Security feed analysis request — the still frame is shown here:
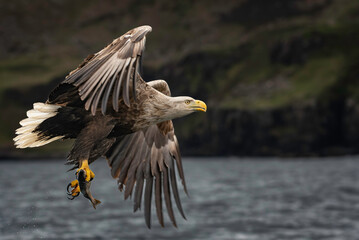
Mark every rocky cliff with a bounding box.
[1,0,359,157]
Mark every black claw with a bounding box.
[67,192,79,200]
[67,191,77,197]
[66,183,72,194]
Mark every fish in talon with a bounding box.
[77,169,101,209]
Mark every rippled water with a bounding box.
[1,157,359,239]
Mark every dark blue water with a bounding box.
[1,157,359,240]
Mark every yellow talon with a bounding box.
[76,159,95,182]
[72,185,80,196]
[67,179,80,199]
[70,180,79,187]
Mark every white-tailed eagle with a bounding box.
[14,25,207,228]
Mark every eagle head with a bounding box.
[161,96,207,120]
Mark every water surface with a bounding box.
[1,157,359,239]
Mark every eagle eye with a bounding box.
[185,100,191,105]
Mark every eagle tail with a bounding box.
[14,103,63,148]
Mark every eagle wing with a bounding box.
[105,81,187,228]
[54,25,152,115]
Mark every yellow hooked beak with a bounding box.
[190,100,207,112]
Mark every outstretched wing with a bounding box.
[57,25,152,115]
[105,123,187,228]
[105,80,187,228]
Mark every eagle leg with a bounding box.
[76,159,95,182]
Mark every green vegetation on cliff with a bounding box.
[1,0,359,157]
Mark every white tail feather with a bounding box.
[14,103,63,148]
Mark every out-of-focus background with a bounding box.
[1,0,359,158]
[3,1,359,240]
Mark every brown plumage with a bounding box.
[14,25,207,228]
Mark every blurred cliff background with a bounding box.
[1,0,359,158]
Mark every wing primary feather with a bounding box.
[173,136,188,195]
[132,57,140,101]
[78,54,113,96]
[80,78,99,103]
[91,59,119,115]
[110,134,137,178]
[139,54,143,75]
[144,175,153,229]
[155,171,164,227]
[117,158,132,191]
[116,133,142,185]
[65,64,88,84]
[80,59,110,93]
[83,61,112,105]
[113,58,131,111]
[134,141,151,209]
[125,139,147,199]
[117,139,138,187]
[123,58,136,107]
[90,63,116,115]
[150,142,160,176]
[65,56,102,84]
[133,162,145,212]
[101,60,124,114]
[169,156,186,219]
[110,60,125,111]
[163,167,177,227]
[108,135,129,165]
[124,169,137,200]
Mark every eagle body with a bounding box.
[42,77,175,164]
[14,26,207,228]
